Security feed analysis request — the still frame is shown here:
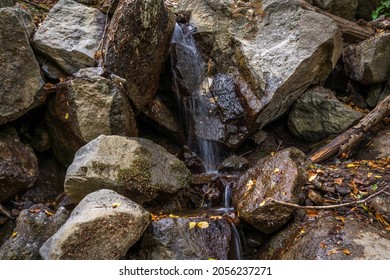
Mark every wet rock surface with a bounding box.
[105,0,175,112]
[288,86,364,142]
[0,127,39,203]
[140,216,231,260]
[40,189,150,259]
[233,148,308,233]
[32,0,106,74]
[45,67,137,166]
[218,155,249,173]
[344,32,390,84]
[0,6,45,125]
[64,135,191,205]
[0,205,69,260]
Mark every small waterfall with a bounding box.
[229,222,243,260]
[171,23,220,172]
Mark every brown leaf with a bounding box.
[326,248,340,255]
[342,249,351,255]
[334,178,343,185]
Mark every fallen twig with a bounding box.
[267,186,389,210]
[18,0,50,12]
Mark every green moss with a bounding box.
[91,161,111,173]
[117,157,152,195]
[170,161,191,188]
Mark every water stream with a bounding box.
[170,23,243,259]
[171,23,220,172]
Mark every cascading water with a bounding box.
[171,23,220,172]
[170,23,243,259]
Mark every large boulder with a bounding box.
[175,0,343,148]
[32,0,106,74]
[45,67,138,166]
[0,206,69,260]
[233,148,308,234]
[0,127,38,203]
[40,189,150,259]
[312,0,358,20]
[257,212,390,259]
[288,86,364,142]
[64,135,191,205]
[344,32,390,84]
[140,217,232,260]
[0,6,45,125]
[105,0,176,112]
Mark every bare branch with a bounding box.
[267,186,389,210]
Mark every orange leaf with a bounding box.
[306,209,319,218]
[342,249,351,255]
[327,248,340,255]
[334,178,343,185]
[335,216,345,223]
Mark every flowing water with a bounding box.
[170,23,243,259]
[171,23,220,172]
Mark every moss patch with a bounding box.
[170,161,191,188]
[117,157,153,196]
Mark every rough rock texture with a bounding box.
[0,127,39,203]
[140,217,231,260]
[356,0,382,20]
[313,0,358,20]
[105,0,175,112]
[0,0,14,8]
[142,96,186,145]
[176,0,343,146]
[74,0,118,15]
[288,86,364,142]
[40,189,150,260]
[344,32,390,84]
[0,6,45,125]
[257,213,390,259]
[369,194,390,223]
[179,146,206,174]
[32,0,106,74]
[233,148,308,234]
[45,67,138,166]
[64,135,191,205]
[0,206,69,260]
[353,126,390,160]
[218,155,249,173]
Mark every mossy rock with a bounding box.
[64,135,191,205]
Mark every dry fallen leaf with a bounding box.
[346,163,358,168]
[11,232,17,238]
[65,113,69,120]
[274,168,280,173]
[44,210,54,216]
[335,216,346,223]
[189,222,197,229]
[112,203,121,208]
[246,179,255,189]
[327,248,340,255]
[342,249,351,255]
[197,221,209,229]
[169,214,179,219]
[306,209,319,218]
[334,178,343,185]
[308,173,317,182]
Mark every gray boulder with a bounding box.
[0,206,69,260]
[288,86,364,142]
[176,0,343,147]
[0,127,38,202]
[313,0,358,20]
[233,148,307,234]
[257,213,390,259]
[32,0,106,74]
[140,217,231,260]
[40,189,150,260]
[344,32,390,84]
[64,135,191,205]
[105,0,175,112]
[0,6,44,125]
[45,67,138,166]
